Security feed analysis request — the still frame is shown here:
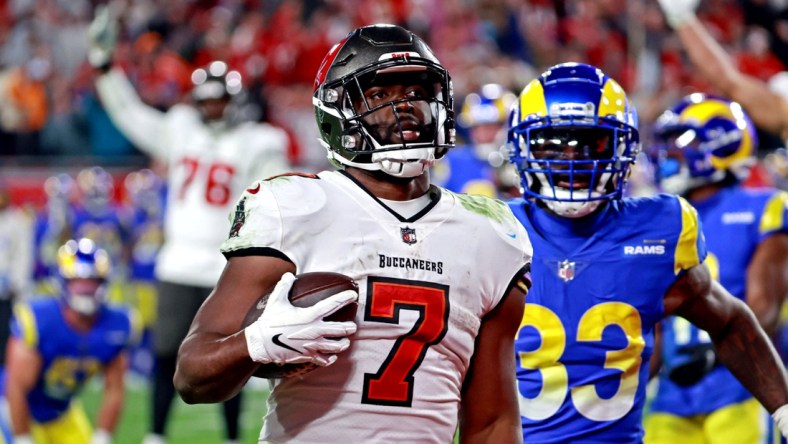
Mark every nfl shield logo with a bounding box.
[557,259,576,282]
[400,226,417,245]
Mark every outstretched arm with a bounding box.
[459,285,526,444]
[88,7,170,160]
[658,0,788,138]
[664,264,788,413]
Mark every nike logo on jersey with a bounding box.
[246,183,261,194]
[721,211,755,224]
[272,334,300,353]
[623,245,666,255]
[506,232,517,239]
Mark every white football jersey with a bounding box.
[222,170,532,443]
[97,69,290,287]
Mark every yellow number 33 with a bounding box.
[517,302,645,422]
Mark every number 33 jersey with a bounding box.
[507,194,706,443]
[222,170,532,443]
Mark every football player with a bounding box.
[644,94,788,443]
[174,24,532,443]
[71,166,131,299]
[123,169,166,378]
[433,83,518,198]
[657,0,788,143]
[505,63,788,442]
[32,174,75,294]
[5,238,140,444]
[87,6,292,443]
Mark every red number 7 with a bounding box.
[362,277,450,407]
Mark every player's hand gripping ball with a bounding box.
[243,272,358,378]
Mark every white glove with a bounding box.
[244,272,358,367]
[91,429,111,444]
[87,5,118,68]
[773,405,788,438]
[13,435,34,444]
[657,0,700,28]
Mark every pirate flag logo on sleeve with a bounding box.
[229,197,246,238]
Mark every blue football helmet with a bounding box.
[654,93,756,195]
[57,238,111,315]
[459,83,516,129]
[124,169,165,217]
[76,166,114,213]
[507,63,640,218]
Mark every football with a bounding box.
[242,272,359,379]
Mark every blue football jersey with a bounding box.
[432,145,498,197]
[10,299,140,423]
[128,207,164,281]
[509,194,706,443]
[651,187,788,416]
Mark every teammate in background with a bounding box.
[71,166,131,302]
[5,238,140,444]
[433,83,518,198]
[644,94,788,443]
[32,174,75,295]
[174,24,532,443]
[656,0,788,142]
[87,7,291,443]
[505,62,788,443]
[123,169,166,378]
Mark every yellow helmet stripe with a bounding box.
[517,79,547,121]
[759,191,788,234]
[597,78,628,122]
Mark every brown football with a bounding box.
[242,272,358,379]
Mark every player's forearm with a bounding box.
[6,388,32,435]
[96,390,123,433]
[174,331,258,404]
[675,18,740,95]
[712,299,788,412]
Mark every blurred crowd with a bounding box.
[0,1,786,162]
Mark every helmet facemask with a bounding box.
[57,238,111,317]
[511,118,637,218]
[315,59,455,177]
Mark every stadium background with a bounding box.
[1,0,788,442]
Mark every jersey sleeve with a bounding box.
[10,302,38,349]
[757,190,788,242]
[220,179,286,259]
[674,196,708,275]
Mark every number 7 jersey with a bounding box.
[222,170,532,443]
[508,194,706,443]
